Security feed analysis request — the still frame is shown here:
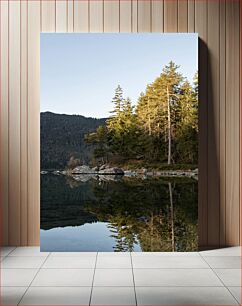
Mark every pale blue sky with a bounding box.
[41,33,198,118]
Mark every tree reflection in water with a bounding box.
[41,174,198,252]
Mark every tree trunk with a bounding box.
[168,182,175,252]
[167,86,171,165]
[148,97,152,136]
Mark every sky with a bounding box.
[41,33,198,118]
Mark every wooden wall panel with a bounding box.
[67,0,74,32]
[138,0,151,32]
[0,0,240,247]
[56,0,67,32]
[207,0,220,246]
[188,0,195,33]
[164,0,178,32]
[8,0,21,245]
[151,0,164,33]
[178,0,188,33]
[27,1,40,245]
[0,0,9,245]
[104,0,119,32]
[225,0,240,246]
[41,0,56,32]
[20,0,28,245]
[219,0,226,246]
[90,0,103,32]
[195,0,208,247]
[132,0,138,32]
[74,0,88,32]
[120,0,132,32]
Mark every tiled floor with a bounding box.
[0,246,241,305]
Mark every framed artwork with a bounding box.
[40,33,198,252]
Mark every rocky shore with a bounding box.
[41,164,198,182]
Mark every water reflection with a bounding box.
[40,174,198,252]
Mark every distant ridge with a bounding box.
[41,111,106,169]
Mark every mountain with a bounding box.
[41,112,106,169]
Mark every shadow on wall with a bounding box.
[198,38,221,249]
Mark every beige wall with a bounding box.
[0,0,240,247]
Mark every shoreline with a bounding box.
[41,167,198,180]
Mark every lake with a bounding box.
[40,174,198,252]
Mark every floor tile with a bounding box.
[0,247,16,257]
[96,256,132,268]
[228,287,241,304]
[42,256,96,268]
[0,287,27,305]
[31,268,94,286]
[93,269,134,286]
[132,256,209,269]
[91,287,136,305]
[1,256,46,269]
[214,269,241,286]
[19,286,91,305]
[98,252,131,257]
[134,268,223,287]
[203,256,241,269]
[9,247,49,257]
[50,252,97,257]
[200,247,240,257]
[136,287,238,305]
[132,252,199,257]
[1,269,38,286]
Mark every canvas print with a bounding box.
[40,33,198,252]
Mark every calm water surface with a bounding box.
[40,174,198,252]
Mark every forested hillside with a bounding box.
[41,112,106,169]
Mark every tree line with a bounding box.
[85,61,198,167]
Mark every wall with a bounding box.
[0,0,240,247]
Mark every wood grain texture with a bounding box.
[151,0,164,32]
[67,0,74,32]
[20,0,28,246]
[195,0,208,247]
[120,0,132,32]
[0,0,241,247]
[219,0,226,246]
[74,0,88,32]
[240,0,242,248]
[104,0,119,32]
[132,0,138,32]
[178,0,188,33]
[41,0,56,32]
[8,0,21,246]
[0,0,9,246]
[27,0,40,245]
[164,0,178,32]
[56,0,67,32]
[188,0,195,33]
[90,0,103,32]
[207,0,220,246]
[225,0,240,246]
[138,0,151,32]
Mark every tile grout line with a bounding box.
[226,286,241,305]
[2,285,242,288]
[198,252,240,305]
[89,252,98,306]
[2,247,17,257]
[17,251,51,306]
[130,252,137,306]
